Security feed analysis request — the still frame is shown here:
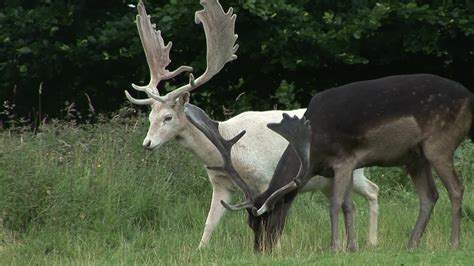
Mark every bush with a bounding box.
[1,0,474,124]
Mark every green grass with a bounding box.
[0,118,473,265]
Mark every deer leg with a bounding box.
[330,163,356,252]
[342,185,357,252]
[198,175,232,249]
[424,151,463,248]
[352,168,379,246]
[406,156,439,249]
[321,181,357,251]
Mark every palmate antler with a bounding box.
[125,1,193,105]
[125,0,238,105]
[184,103,256,210]
[252,114,312,216]
[185,105,313,214]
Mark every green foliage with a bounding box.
[1,0,474,122]
[0,1,140,120]
[273,80,301,110]
[0,121,473,263]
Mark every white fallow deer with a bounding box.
[125,0,380,248]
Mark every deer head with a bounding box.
[125,0,238,150]
[248,114,313,252]
[185,104,312,251]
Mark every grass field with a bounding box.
[0,116,473,265]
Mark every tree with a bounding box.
[1,0,473,124]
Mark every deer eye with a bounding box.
[163,115,173,123]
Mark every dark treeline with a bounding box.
[1,0,474,125]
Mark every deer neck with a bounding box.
[176,119,225,167]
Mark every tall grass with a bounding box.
[0,118,473,265]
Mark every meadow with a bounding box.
[0,113,473,265]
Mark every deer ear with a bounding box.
[177,92,190,106]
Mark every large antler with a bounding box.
[184,103,256,211]
[126,0,238,105]
[148,0,239,102]
[252,114,312,216]
[125,1,193,105]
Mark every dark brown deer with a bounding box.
[190,74,474,252]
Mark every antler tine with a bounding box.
[252,114,312,216]
[124,90,154,105]
[128,1,193,104]
[151,0,239,102]
[184,103,256,210]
